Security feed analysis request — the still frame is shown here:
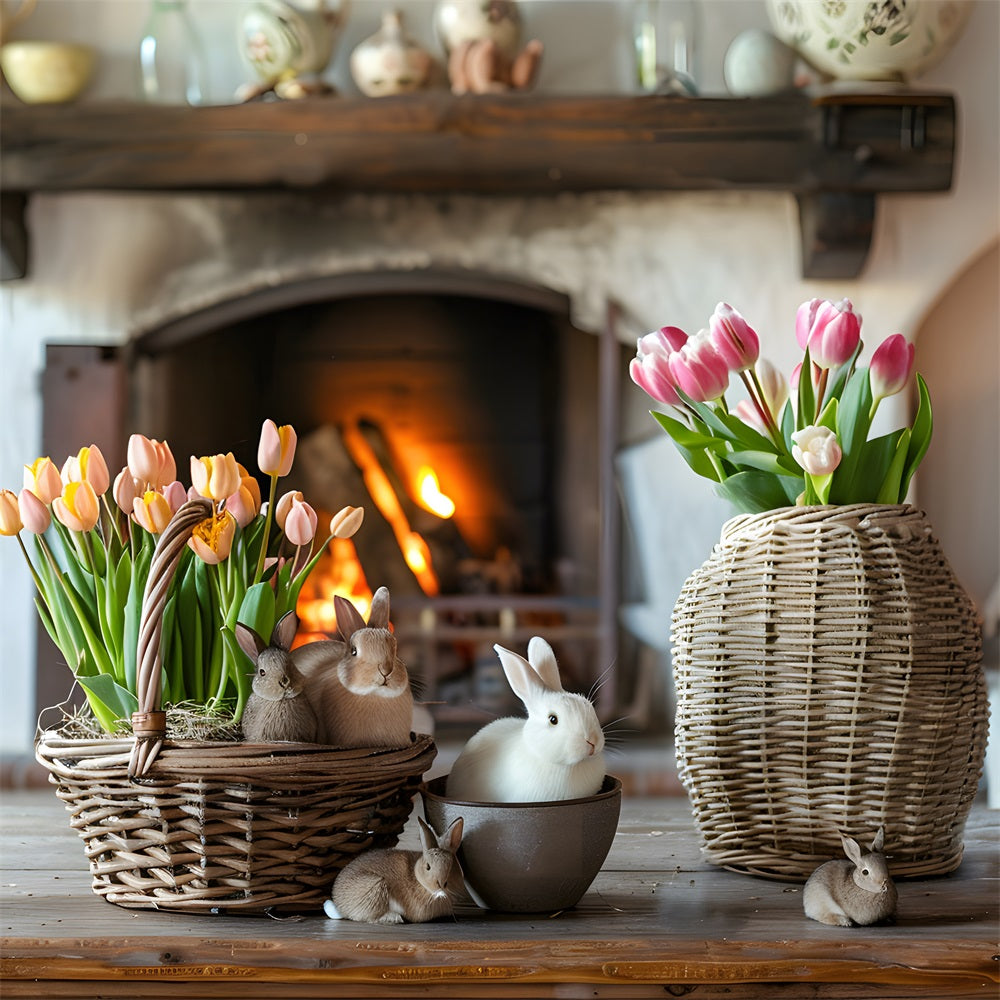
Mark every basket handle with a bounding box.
[129,497,213,779]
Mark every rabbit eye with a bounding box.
[257,668,266,677]
[425,862,431,871]
[350,645,358,657]
[548,713,558,726]
[862,868,870,876]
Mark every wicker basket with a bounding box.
[670,504,988,881]
[34,499,437,913]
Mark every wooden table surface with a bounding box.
[1,788,996,999]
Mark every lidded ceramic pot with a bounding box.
[350,8,433,96]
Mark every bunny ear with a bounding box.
[334,595,367,641]
[871,827,885,852]
[442,816,464,852]
[494,643,547,708]
[235,622,266,664]
[416,814,435,853]
[368,586,391,628]
[526,636,562,691]
[270,610,299,652]
[841,835,863,867]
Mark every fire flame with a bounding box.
[416,466,455,518]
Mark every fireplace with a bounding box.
[39,268,635,735]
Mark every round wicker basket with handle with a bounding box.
[670,503,988,881]
[34,499,436,913]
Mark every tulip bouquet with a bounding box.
[1,419,364,734]
[629,297,932,514]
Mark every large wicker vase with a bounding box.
[670,503,988,881]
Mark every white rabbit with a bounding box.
[803,828,898,926]
[446,636,606,803]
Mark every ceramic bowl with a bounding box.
[420,773,622,913]
[1,41,95,103]
[765,0,973,82]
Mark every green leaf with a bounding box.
[76,674,138,730]
[876,428,912,504]
[900,373,934,500]
[828,367,875,504]
[123,542,153,695]
[797,348,816,429]
[727,450,802,477]
[714,470,800,514]
[851,429,906,502]
[780,398,795,450]
[816,396,839,433]
[651,410,728,452]
[237,582,277,641]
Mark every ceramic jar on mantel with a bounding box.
[765,0,973,83]
[350,9,434,97]
[434,0,524,60]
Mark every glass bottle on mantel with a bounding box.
[633,0,698,96]
[139,0,209,105]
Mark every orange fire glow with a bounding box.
[416,466,455,518]
[294,536,372,643]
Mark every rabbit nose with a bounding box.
[280,676,289,687]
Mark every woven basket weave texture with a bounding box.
[671,504,988,881]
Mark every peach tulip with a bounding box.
[331,505,364,539]
[225,484,259,528]
[188,510,237,565]
[190,452,241,501]
[163,480,188,513]
[53,481,101,532]
[284,496,318,546]
[61,445,110,496]
[257,419,297,477]
[127,434,176,489]
[18,488,51,534]
[113,468,141,514]
[275,490,304,529]
[23,457,63,505]
[133,491,173,534]
[0,490,22,536]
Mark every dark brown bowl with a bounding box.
[419,774,622,913]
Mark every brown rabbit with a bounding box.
[324,816,465,924]
[803,827,898,926]
[292,586,413,748]
[236,611,318,743]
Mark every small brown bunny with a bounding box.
[323,815,465,924]
[292,586,413,748]
[236,611,318,743]
[803,827,898,926]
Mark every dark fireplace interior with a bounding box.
[40,277,639,735]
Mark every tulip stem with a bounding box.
[253,474,278,584]
[741,369,785,452]
[813,367,829,422]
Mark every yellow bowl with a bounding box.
[1,41,95,103]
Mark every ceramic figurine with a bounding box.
[236,0,350,101]
[350,9,434,97]
[434,0,542,94]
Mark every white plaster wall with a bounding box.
[1,0,997,756]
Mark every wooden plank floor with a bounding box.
[1,788,996,999]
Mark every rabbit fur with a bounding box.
[324,815,465,924]
[291,586,414,748]
[803,828,897,926]
[236,611,318,743]
[446,636,606,803]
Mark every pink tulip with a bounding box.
[132,491,173,534]
[637,325,689,357]
[127,434,176,489]
[275,490,303,529]
[869,333,915,402]
[283,496,318,546]
[709,302,759,373]
[18,488,51,534]
[0,490,22,536]
[113,468,140,514]
[23,457,63,505]
[795,298,862,370]
[225,483,259,528]
[629,353,683,407]
[163,480,188,513]
[53,481,101,532]
[667,331,731,402]
[258,419,297,477]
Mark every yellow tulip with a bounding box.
[188,510,236,565]
[53,481,101,532]
[190,452,241,501]
[257,419,297,477]
[23,457,63,505]
[0,490,23,536]
[132,491,173,534]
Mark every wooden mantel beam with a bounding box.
[0,90,956,280]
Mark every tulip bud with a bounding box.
[163,480,188,513]
[190,452,241,501]
[667,330,731,402]
[127,434,175,489]
[225,484,259,528]
[0,490,23,536]
[637,325,689,357]
[796,298,862,370]
[258,419,297,477]
[113,468,141,514]
[331,505,365,539]
[275,490,303,530]
[18,488,51,534]
[755,358,789,418]
[734,399,768,435]
[188,510,237,565]
[791,425,843,477]
[709,302,759,373]
[63,445,111,496]
[630,353,683,407]
[23,457,63,505]
[869,333,915,403]
[284,497,318,546]
[132,491,173,534]
[53,481,101,532]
